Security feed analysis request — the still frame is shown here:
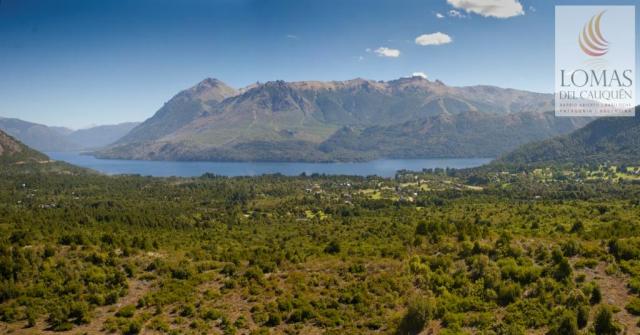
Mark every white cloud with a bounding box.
[448,10,465,18]
[374,47,400,58]
[285,34,298,39]
[415,32,452,46]
[435,12,445,19]
[411,72,428,79]
[447,0,524,18]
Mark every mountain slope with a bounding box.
[98,76,568,162]
[114,78,238,145]
[0,129,48,164]
[498,107,640,165]
[97,111,588,162]
[0,117,80,152]
[320,110,589,159]
[0,118,142,151]
[66,122,140,149]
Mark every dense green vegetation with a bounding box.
[1,162,640,334]
[498,109,640,166]
[99,109,585,163]
[318,111,584,160]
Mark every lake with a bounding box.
[46,152,492,178]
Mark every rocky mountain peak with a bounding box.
[182,78,238,102]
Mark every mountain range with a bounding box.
[96,77,588,162]
[498,106,640,166]
[0,117,139,152]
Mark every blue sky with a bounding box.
[0,0,638,128]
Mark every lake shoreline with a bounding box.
[47,152,493,178]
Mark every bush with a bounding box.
[548,309,578,335]
[123,319,142,335]
[415,222,428,236]
[171,265,194,280]
[265,313,282,326]
[234,315,247,328]
[221,263,237,276]
[202,308,223,321]
[628,277,640,293]
[492,322,525,335]
[116,305,136,318]
[69,301,91,324]
[625,297,640,315]
[553,257,573,282]
[590,285,602,305]
[593,306,620,335]
[180,304,195,317]
[396,298,435,335]
[324,240,341,254]
[497,283,521,306]
[287,307,314,323]
[576,305,589,329]
[47,304,72,331]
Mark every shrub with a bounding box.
[553,257,573,282]
[547,309,578,335]
[492,322,525,335]
[497,283,521,306]
[47,304,72,331]
[180,304,195,317]
[415,222,428,236]
[324,240,341,254]
[171,265,194,280]
[287,307,314,323]
[265,313,281,326]
[628,277,640,293]
[221,263,237,276]
[396,298,435,335]
[593,306,620,335]
[69,301,91,324]
[116,305,136,318]
[123,319,142,335]
[234,315,247,328]
[590,285,602,305]
[576,305,589,329]
[625,297,640,315]
[202,308,223,321]
[243,266,264,282]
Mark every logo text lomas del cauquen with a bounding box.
[555,6,636,117]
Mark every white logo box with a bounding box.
[555,6,636,117]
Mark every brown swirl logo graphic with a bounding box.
[579,11,609,57]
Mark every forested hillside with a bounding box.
[499,107,640,166]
